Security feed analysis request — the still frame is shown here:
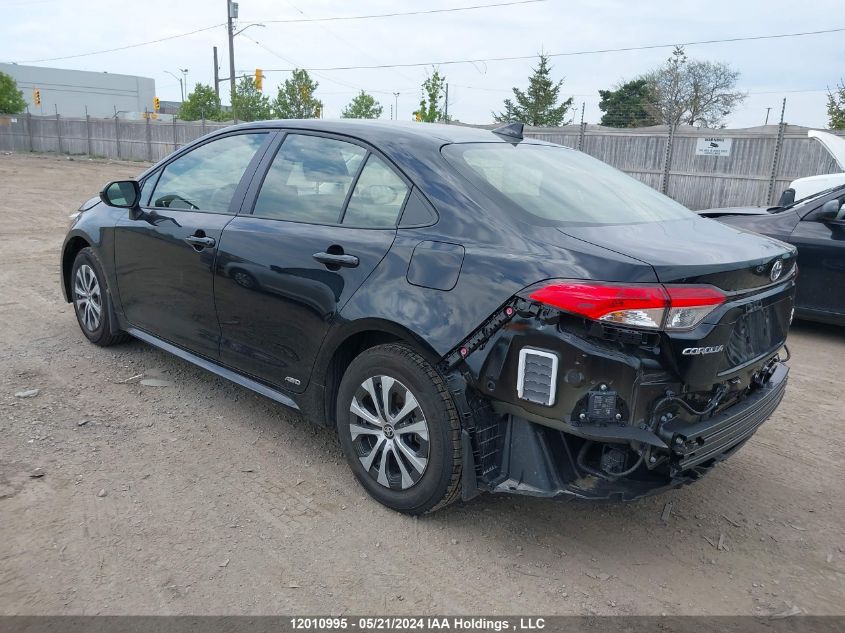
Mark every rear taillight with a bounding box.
[528,282,726,331]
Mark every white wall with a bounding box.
[0,63,155,118]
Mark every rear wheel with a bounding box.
[71,248,129,346]
[336,343,462,514]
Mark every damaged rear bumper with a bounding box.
[456,361,788,502]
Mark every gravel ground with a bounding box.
[1,153,843,616]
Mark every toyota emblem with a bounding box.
[770,259,783,282]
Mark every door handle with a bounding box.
[312,252,359,268]
[185,235,216,248]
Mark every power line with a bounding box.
[263,26,845,72]
[13,23,226,64]
[9,1,546,65]
[256,0,545,24]
[451,85,831,96]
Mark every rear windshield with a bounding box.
[442,142,693,225]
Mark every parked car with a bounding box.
[62,120,795,514]
[700,184,845,325]
[776,130,845,206]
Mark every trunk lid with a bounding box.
[557,215,796,291]
[553,216,796,387]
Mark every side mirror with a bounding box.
[100,180,141,210]
[817,199,845,224]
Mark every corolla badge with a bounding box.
[682,345,725,356]
[770,259,783,282]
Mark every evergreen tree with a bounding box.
[272,69,323,119]
[598,79,658,128]
[493,54,573,126]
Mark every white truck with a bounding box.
[778,130,845,205]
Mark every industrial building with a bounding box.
[0,63,156,118]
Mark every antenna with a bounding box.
[492,122,524,141]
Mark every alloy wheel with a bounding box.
[348,375,430,490]
[74,264,102,332]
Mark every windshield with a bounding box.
[442,142,694,225]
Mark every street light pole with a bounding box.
[164,70,184,103]
[393,92,399,121]
[227,0,238,122]
[213,46,220,100]
[179,68,189,101]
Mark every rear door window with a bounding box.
[252,134,367,223]
[342,155,410,227]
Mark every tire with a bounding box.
[70,247,129,347]
[336,343,462,515]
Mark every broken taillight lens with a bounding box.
[528,282,725,331]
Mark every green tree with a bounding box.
[271,69,323,119]
[0,72,27,115]
[643,46,745,128]
[413,69,448,122]
[341,90,383,119]
[231,75,271,122]
[178,83,222,121]
[598,79,658,128]
[827,81,845,129]
[493,54,573,126]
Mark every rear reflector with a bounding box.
[528,282,726,331]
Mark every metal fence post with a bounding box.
[55,106,62,154]
[114,113,121,160]
[85,107,92,156]
[766,98,787,205]
[661,124,676,195]
[26,111,33,152]
[145,110,153,162]
[577,102,586,151]
[172,116,178,150]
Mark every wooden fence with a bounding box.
[0,114,842,210]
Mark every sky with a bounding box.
[2,0,842,128]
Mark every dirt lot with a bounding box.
[0,153,843,616]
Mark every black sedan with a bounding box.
[700,185,845,325]
[62,120,795,514]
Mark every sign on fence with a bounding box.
[695,136,733,157]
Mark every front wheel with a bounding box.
[71,248,129,347]
[336,344,462,514]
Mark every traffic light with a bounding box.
[153,96,160,112]
[33,89,41,106]
[255,69,263,91]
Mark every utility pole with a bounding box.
[443,83,449,123]
[213,46,220,100]
[227,0,238,122]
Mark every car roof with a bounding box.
[229,118,552,146]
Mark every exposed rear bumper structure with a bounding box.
[458,361,788,502]
[662,363,787,473]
